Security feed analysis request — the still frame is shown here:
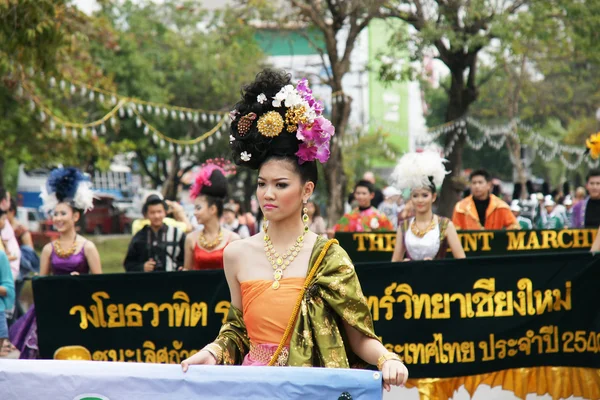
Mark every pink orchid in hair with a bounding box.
[189,159,236,199]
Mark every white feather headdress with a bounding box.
[389,151,450,191]
[40,167,95,214]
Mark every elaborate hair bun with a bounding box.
[229,68,334,170]
[190,159,235,199]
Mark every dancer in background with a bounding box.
[390,152,465,261]
[181,69,407,391]
[10,167,102,359]
[184,160,240,270]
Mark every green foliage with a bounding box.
[0,1,121,187]
[342,129,399,193]
[89,0,266,193]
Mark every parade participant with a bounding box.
[510,201,533,229]
[378,186,401,230]
[564,196,573,227]
[390,152,465,261]
[306,200,326,236]
[452,169,520,230]
[222,204,250,239]
[333,180,394,232]
[124,194,186,272]
[0,250,15,357]
[131,192,192,235]
[570,169,600,228]
[0,188,20,280]
[183,160,241,270]
[538,197,564,229]
[9,167,102,359]
[181,69,408,391]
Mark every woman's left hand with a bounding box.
[382,359,409,392]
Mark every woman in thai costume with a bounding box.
[306,200,326,236]
[390,152,465,262]
[9,167,102,359]
[181,69,408,391]
[183,160,241,270]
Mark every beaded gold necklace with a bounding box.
[263,225,306,290]
[410,217,436,238]
[198,229,223,250]
[53,237,78,258]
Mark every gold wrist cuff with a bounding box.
[377,352,402,370]
[202,343,223,364]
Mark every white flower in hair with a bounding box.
[240,151,252,162]
[272,85,302,108]
[257,93,267,104]
[389,151,450,191]
[229,135,235,142]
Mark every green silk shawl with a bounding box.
[212,236,379,368]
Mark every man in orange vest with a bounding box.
[452,169,520,230]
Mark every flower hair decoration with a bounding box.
[190,158,236,200]
[40,167,95,214]
[389,151,450,191]
[271,78,334,164]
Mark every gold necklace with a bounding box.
[198,229,223,250]
[410,217,436,238]
[264,225,306,290]
[54,237,78,258]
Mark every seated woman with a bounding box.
[181,69,408,391]
[9,167,102,359]
[390,152,465,261]
[183,160,241,270]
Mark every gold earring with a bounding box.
[302,203,309,233]
[263,216,268,232]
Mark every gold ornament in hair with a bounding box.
[237,112,257,136]
[285,105,309,133]
[257,111,284,138]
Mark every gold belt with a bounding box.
[249,343,289,366]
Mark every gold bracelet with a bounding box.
[202,343,223,364]
[377,352,402,370]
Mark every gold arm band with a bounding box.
[202,343,223,364]
[377,352,402,371]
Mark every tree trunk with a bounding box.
[325,85,352,227]
[436,68,476,217]
[162,152,180,200]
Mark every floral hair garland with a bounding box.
[234,78,335,165]
[189,158,236,200]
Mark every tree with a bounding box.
[90,0,265,199]
[0,0,121,188]
[383,0,530,216]
[275,0,390,226]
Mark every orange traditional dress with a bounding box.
[452,194,520,230]
[208,237,379,368]
[240,278,304,365]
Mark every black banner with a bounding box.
[34,252,600,379]
[335,228,598,263]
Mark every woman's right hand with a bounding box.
[181,350,217,372]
